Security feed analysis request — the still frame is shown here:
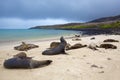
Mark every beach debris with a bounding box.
[103,39,119,42]
[91,64,104,69]
[14,42,39,51]
[42,36,67,55]
[88,43,98,50]
[4,52,52,69]
[90,37,95,40]
[66,43,87,50]
[99,43,117,49]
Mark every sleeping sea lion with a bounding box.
[13,52,32,59]
[42,36,67,55]
[4,58,52,69]
[14,42,39,51]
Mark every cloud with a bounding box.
[0,18,74,29]
[0,0,120,28]
[0,0,120,21]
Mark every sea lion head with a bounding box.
[60,36,67,44]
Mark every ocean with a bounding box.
[0,29,79,42]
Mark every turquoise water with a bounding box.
[0,29,78,42]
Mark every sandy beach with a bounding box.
[0,34,120,80]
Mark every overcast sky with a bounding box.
[0,0,120,29]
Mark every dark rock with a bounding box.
[90,37,95,40]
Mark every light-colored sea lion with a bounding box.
[42,36,67,55]
[88,43,98,50]
[4,58,52,69]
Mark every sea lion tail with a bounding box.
[30,60,52,68]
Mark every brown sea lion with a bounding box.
[42,36,67,55]
[50,42,60,49]
[66,43,87,50]
[14,42,39,51]
[49,42,71,50]
[13,52,32,59]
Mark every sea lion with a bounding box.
[14,42,39,51]
[42,36,67,55]
[103,39,119,42]
[50,42,60,49]
[49,42,71,50]
[66,43,87,50]
[88,43,98,50]
[4,58,52,69]
[13,52,32,59]
[72,38,81,41]
[99,43,117,49]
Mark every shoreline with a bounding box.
[0,35,74,47]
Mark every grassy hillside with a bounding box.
[61,21,120,29]
[30,14,120,30]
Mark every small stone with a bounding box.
[91,64,98,68]
[100,66,104,69]
[107,58,112,60]
[98,71,104,73]
[83,55,86,57]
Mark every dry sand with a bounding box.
[0,35,120,80]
